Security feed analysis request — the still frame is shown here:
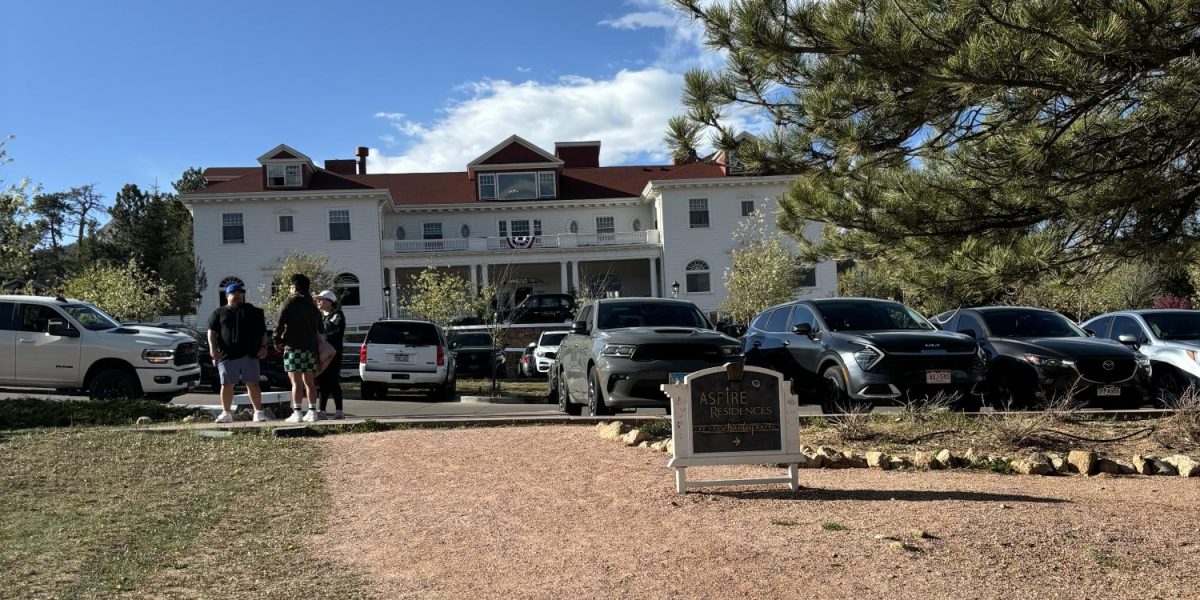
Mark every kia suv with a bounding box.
[935,307,1152,408]
[744,298,986,413]
[358,319,455,401]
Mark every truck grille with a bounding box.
[174,342,198,366]
[1076,358,1137,383]
[631,343,723,362]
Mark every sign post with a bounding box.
[662,363,805,493]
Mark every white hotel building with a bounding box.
[181,135,837,326]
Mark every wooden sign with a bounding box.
[662,363,805,493]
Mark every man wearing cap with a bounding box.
[207,283,270,423]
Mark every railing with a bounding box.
[391,230,659,253]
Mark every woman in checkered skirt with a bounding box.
[273,273,324,422]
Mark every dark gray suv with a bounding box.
[551,298,743,416]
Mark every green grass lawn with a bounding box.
[0,429,367,599]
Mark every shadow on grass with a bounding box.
[704,488,1070,504]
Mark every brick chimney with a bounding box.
[356,146,369,174]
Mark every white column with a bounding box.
[470,264,478,291]
[571,261,580,294]
[559,261,568,293]
[481,263,490,288]
[649,258,659,298]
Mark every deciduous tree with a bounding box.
[62,259,174,322]
[260,251,336,321]
[720,207,804,324]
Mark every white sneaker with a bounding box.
[285,409,303,423]
[332,410,345,420]
[302,410,320,423]
[252,410,270,422]
[214,411,233,424]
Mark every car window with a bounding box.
[453,333,492,346]
[765,307,793,333]
[956,314,985,338]
[1086,316,1113,338]
[814,300,933,332]
[980,309,1085,338]
[576,305,592,328]
[0,302,17,331]
[367,322,440,345]
[539,333,567,346]
[61,303,120,331]
[17,304,65,333]
[750,311,770,331]
[1141,312,1200,341]
[596,302,708,330]
[1109,316,1145,342]
[792,306,817,331]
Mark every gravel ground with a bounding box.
[312,425,1200,600]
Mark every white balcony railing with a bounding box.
[391,230,660,254]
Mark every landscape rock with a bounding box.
[911,451,941,470]
[1097,458,1136,475]
[963,448,982,465]
[818,446,848,469]
[798,446,824,469]
[638,441,650,448]
[841,451,869,468]
[596,421,625,441]
[649,440,670,453]
[181,415,198,423]
[665,439,674,456]
[1068,450,1097,476]
[1012,454,1053,476]
[1131,454,1155,476]
[1151,458,1178,476]
[888,456,910,470]
[620,429,647,447]
[135,416,152,425]
[1162,455,1200,477]
[935,449,958,469]
[866,451,892,470]
[1047,453,1068,474]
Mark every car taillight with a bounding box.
[359,344,367,364]
[437,345,445,366]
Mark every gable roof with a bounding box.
[197,167,377,195]
[468,135,562,168]
[257,144,312,164]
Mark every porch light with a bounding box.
[671,281,680,299]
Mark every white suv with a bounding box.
[532,330,569,376]
[358,319,456,401]
[0,295,201,400]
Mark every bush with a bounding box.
[0,397,194,430]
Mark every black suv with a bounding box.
[743,298,986,413]
[449,331,505,378]
[507,293,576,324]
[933,307,1152,408]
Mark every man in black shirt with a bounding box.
[273,273,323,422]
[207,283,269,423]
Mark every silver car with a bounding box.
[1081,310,1200,398]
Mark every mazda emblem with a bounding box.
[1103,360,1114,370]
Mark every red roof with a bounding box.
[192,156,728,205]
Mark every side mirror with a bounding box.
[572,320,589,335]
[960,328,978,340]
[792,322,813,337]
[1084,328,1096,337]
[48,319,79,338]
[526,342,537,349]
[1117,334,1140,348]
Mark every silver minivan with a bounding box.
[358,319,456,400]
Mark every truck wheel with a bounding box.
[443,378,457,401]
[360,381,377,400]
[89,369,142,400]
[587,369,610,416]
[559,368,581,415]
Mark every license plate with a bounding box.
[669,372,688,384]
[926,370,952,384]
[1097,385,1121,397]
[392,354,409,363]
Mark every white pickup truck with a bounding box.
[0,295,201,400]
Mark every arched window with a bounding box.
[395,225,406,240]
[632,218,643,232]
[685,260,711,293]
[218,276,244,307]
[335,273,361,307]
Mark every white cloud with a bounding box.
[599,11,677,30]
[515,66,532,73]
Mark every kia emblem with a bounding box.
[1103,360,1114,370]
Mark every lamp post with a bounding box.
[671,281,680,299]
[382,285,392,318]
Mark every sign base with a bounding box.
[670,464,800,494]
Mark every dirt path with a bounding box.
[311,426,1200,599]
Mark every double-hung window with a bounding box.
[329,210,351,241]
[689,198,710,228]
[537,172,555,197]
[222,213,244,244]
[479,171,557,201]
[423,222,443,250]
[741,200,755,217]
[478,173,496,199]
[595,216,615,244]
[267,164,302,187]
[278,215,294,233]
[510,219,531,237]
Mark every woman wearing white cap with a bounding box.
[314,289,346,419]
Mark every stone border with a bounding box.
[593,422,1200,478]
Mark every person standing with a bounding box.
[314,289,346,419]
[273,273,323,423]
[207,283,270,423]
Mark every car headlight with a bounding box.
[535,351,546,357]
[1187,350,1200,364]
[853,345,884,370]
[142,348,175,365]
[720,345,744,357]
[1135,352,1151,369]
[1023,354,1071,368]
[600,344,637,358]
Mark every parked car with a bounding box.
[1,296,200,400]
[449,331,504,378]
[519,343,537,377]
[359,319,455,400]
[507,293,576,324]
[340,330,367,380]
[1081,309,1200,400]
[745,298,986,413]
[531,330,568,377]
[552,298,743,416]
[934,306,1152,408]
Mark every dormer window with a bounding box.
[477,171,557,201]
[268,164,302,187]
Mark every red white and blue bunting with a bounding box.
[506,236,536,249]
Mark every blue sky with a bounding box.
[2,0,748,212]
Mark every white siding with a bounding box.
[382,202,654,244]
